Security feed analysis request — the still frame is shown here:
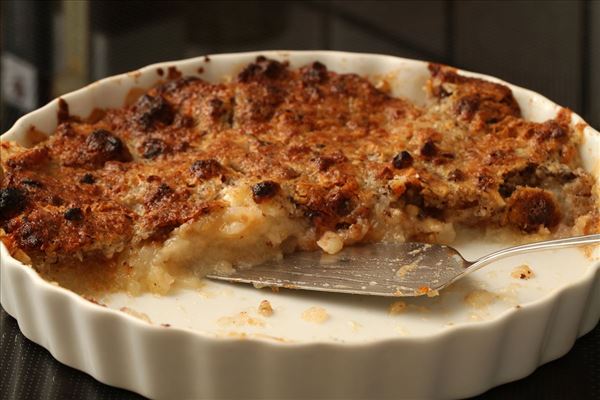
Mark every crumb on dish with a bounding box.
[464,289,497,309]
[388,300,407,315]
[217,312,265,327]
[511,264,535,280]
[301,306,329,323]
[258,300,274,317]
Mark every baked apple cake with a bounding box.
[1,56,598,294]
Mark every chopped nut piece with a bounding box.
[317,231,344,254]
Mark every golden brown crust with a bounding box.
[1,58,598,284]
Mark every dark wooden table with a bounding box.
[1,306,598,399]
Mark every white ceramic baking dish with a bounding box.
[1,51,599,399]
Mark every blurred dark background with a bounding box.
[1,2,600,399]
[1,0,599,132]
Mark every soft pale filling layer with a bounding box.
[124,185,463,295]
[126,186,308,293]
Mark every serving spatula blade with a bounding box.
[206,242,470,297]
[206,235,600,297]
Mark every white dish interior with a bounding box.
[1,51,599,399]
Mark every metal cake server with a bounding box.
[206,234,600,297]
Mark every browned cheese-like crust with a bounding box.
[1,57,598,289]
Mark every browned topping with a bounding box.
[392,151,413,169]
[302,61,328,84]
[190,159,223,179]
[0,58,597,291]
[21,178,43,188]
[252,181,280,203]
[448,169,465,182]
[147,183,174,205]
[477,174,495,191]
[238,56,287,83]
[315,152,347,172]
[157,77,200,95]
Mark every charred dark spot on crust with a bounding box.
[135,95,175,130]
[558,170,577,183]
[51,196,63,206]
[156,68,164,76]
[420,140,438,157]
[448,169,465,182]
[157,76,199,94]
[0,188,26,220]
[21,178,43,188]
[252,181,280,203]
[329,194,353,217]
[530,121,568,141]
[190,159,223,179]
[64,207,84,221]
[142,138,168,159]
[86,129,132,163]
[419,206,444,220]
[167,66,182,80]
[238,56,287,83]
[316,156,335,172]
[508,188,560,232]
[146,175,161,183]
[57,98,70,124]
[148,183,174,205]
[401,183,424,208]
[208,97,229,121]
[80,173,96,184]
[335,222,352,230]
[302,61,328,85]
[392,151,413,169]
[498,163,539,198]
